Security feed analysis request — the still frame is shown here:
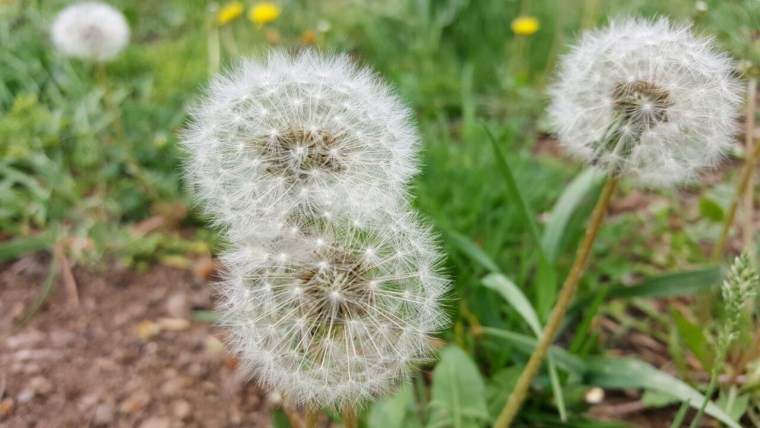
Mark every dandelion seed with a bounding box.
[181,50,420,235]
[548,17,742,187]
[219,211,449,409]
[51,2,130,62]
[217,2,244,26]
[249,2,281,25]
[511,16,540,36]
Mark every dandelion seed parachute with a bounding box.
[548,17,742,187]
[182,50,420,235]
[219,210,449,409]
[51,2,130,62]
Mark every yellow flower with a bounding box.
[249,2,281,25]
[511,16,540,36]
[216,2,244,26]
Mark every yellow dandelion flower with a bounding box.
[216,2,244,26]
[249,2,281,25]
[511,16,539,36]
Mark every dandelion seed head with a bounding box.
[548,17,742,187]
[182,50,420,234]
[51,2,130,62]
[218,212,449,409]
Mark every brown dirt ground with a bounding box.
[0,254,720,428]
[0,255,274,428]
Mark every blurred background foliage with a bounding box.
[1,0,759,426]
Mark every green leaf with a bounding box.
[481,273,541,336]
[443,229,500,273]
[699,197,725,223]
[716,388,749,422]
[485,366,524,418]
[670,309,713,370]
[483,127,543,257]
[0,233,52,262]
[483,126,557,320]
[368,384,422,428]
[192,310,220,323]
[642,390,679,408]
[605,267,722,299]
[572,267,722,313]
[480,273,568,420]
[542,168,605,263]
[271,408,292,428]
[480,327,587,375]
[427,346,490,428]
[669,401,691,428]
[585,357,741,428]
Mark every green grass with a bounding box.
[2,0,759,426]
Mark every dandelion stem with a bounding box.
[494,175,617,428]
[342,406,358,428]
[742,77,757,261]
[712,118,760,262]
[305,405,318,428]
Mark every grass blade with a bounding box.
[481,273,568,419]
[586,357,740,428]
[542,168,605,263]
[480,327,586,375]
[0,233,53,262]
[483,125,557,317]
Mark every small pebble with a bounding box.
[157,318,190,331]
[135,320,161,340]
[172,400,191,420]
[29,376,54,396]
[16,390,34,403]
[93,404,114,426]
[165,293,190,318]
[204,335,225,356]
[139,416,171,428]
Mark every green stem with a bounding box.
[494,175,617,428]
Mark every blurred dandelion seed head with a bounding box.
[181,50,420,235]
[220,212,449,409]
[51,2,129,62]
[511,16,540,36]
[549,17,742,188]
[249,2,281,25]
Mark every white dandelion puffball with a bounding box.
[549,17,742,187]
[219,211,449,409]
[182,50,420,234]
[51,2,130,62]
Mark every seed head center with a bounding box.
[612,80,673,126]
[263,128,345,179]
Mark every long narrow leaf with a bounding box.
[586,357,740,428]
[481,273,569,420]
[480,327,586,375]
[542,168,605,263]
[483,126,557,318]
[443,229,500,273]
[483,127,544,256]
[482,273,542,336]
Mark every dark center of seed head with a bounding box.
[612,80,673,126]
[264,129,345,179]
[295,247,370,324]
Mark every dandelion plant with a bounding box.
[496,17,742,427]
[181,50,449,425]
[51,2,130,62]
